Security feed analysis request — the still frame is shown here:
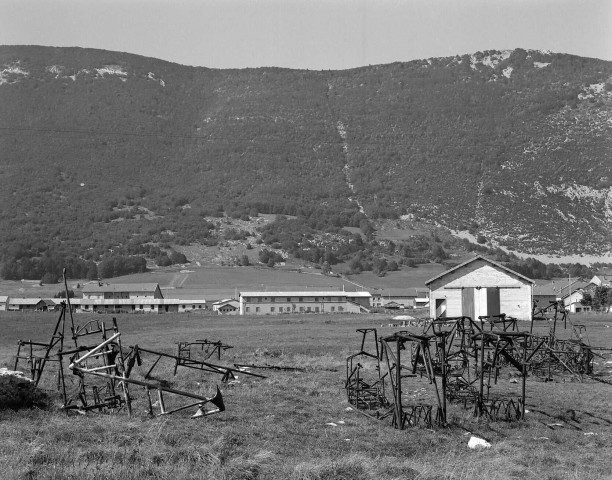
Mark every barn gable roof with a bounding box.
[425,255,534,286]
[82,283,160,293]
[239,291,371,298]
[372,288,423,298]
[213,299,239,306]
[9,298,46,305]
[533,283,558,296]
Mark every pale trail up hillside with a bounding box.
[336,120,365,215]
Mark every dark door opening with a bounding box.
[486,288,500,316]
[461,287,475,319]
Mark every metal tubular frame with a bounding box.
[345,310,593,428]
[130,345,267,382]
[13,269,226,419]
[345,329,388,412]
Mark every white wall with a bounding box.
[428,260,532,321]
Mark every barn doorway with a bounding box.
[461,288,475,319]
[486,287,500,316]
[461,287,501,319]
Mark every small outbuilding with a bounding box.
[8,298,47,312]
[425,255,534,321]
[532,283,558,312]
[212,299,240,315]
[562,289,592,313]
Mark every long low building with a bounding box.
[371,288,430,309]
[7,298,60,312]
[82,282,163,300]
[2,282,207,314]
[239,291,371,315]
[2,297,207,314]
[76,282,207,313]
[72,298,207,314]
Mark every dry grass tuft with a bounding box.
[0,375,48,410]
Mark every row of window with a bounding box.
[246,297,340,303]
[85,294,157,299]
[244,305,345,313]
[81,304,204,310]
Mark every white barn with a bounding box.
[425,256,534,321]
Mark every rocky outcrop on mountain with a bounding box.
[0,46,610,257]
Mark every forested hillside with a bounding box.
[0,46,610,278]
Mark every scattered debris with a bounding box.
[0,368,32,381]
[234,363,306,372]
[468,436,491,450]
[346,307,612,431]
[0,368,47,410]
[11,269,231,419]
[127,344,265,383]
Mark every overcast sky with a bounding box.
[1,0,610,70]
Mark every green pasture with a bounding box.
[0,262,445,301]
[1,311,612,479]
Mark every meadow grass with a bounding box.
[1,312,611,479]
[0,259,444,300]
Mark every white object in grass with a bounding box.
[468,436,491,450]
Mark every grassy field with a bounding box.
[1,311,612,479]
[0,262,445,301]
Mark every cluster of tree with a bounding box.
[258,249,284,267]
[371,257,400,276]
[581,286,610,312]
[458,238,597,281]
[257,213,368,264]
[223,228,250,241]
[54,289,75,299]
[346,253,400,276]
[1,254,98,283]
[231,255,250,266]
[397,236,449,264]
[155,250,188,267]
[97,255,147,279]
[505,259,595,281]
[293,246,340,266]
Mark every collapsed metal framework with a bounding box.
[347,308,612,429]
[68,334,225,418]
[427,315,533,421]
[529,301,600,381]
[13,270,226,418]
[345,329,388,411]
[346,328,447,429]
[347,315,541,428]
[380,331,446,428]
[128,344,267,383]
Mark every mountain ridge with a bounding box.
[0,45,611,268]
